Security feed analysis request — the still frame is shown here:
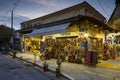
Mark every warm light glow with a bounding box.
[96,34,100,38]
[84,33,88,37]
[42,36,45,41]
[94,25,97,27]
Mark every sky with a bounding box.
[0,0,116,30]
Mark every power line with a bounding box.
[96,0,110,17]
[14,12,29,20]
[0,0,20,25]
[0,10,11,24]
[12,0,20,10]
[100,0,115,11]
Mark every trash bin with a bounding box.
[85,50,98,66]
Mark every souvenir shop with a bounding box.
[106,32,120,58]
[23,19,113,63]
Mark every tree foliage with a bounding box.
[0,25,11,43]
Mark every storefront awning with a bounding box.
[30,23,70,36]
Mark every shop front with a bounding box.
[106,32,120,59]
[22,18,113,64]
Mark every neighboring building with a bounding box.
[107,0,120,57]
[20,1,114,61]
[108,0,120,41]
[108,0,120,31]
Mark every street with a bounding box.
[0,53,68,80]
[0,0,120,80]
[0,51,120,80]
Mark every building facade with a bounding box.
[107,0,120,57]
[20,1,114,61]
[108,0,120,31]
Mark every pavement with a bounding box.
[97,60,120,70]
[0,52,69,80]
[11,52,120,80]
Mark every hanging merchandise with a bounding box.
[40,41,45,53]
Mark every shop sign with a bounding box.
[60,32,70,36]
[45,35,53,39]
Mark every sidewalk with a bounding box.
[97,59,120,70]
[15,52,120,80]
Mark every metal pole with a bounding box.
[11,10,13,36]
[11,10,14,50]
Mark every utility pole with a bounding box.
[11,10,13,35]
[10,10,14,50]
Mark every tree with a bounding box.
[0,25,11,43]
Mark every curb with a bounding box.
[22,57,73,80]
[9,53,74,80]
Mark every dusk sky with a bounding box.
[0,0,116,30]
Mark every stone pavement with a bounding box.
[0,52,69,80]
[15,52,120,80]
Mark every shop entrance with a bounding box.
[41,36,88,63]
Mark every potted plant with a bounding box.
[56,58,61,77]
[56,66,61,77]
[12,50,17,58]
[43,60,48,72]
[56,58,61,68]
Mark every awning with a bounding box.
[30,23,70,36]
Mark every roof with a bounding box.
[21,1,106,24]
[108,0,120,31]
[108,4,120,22]
[20,15,114,34]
